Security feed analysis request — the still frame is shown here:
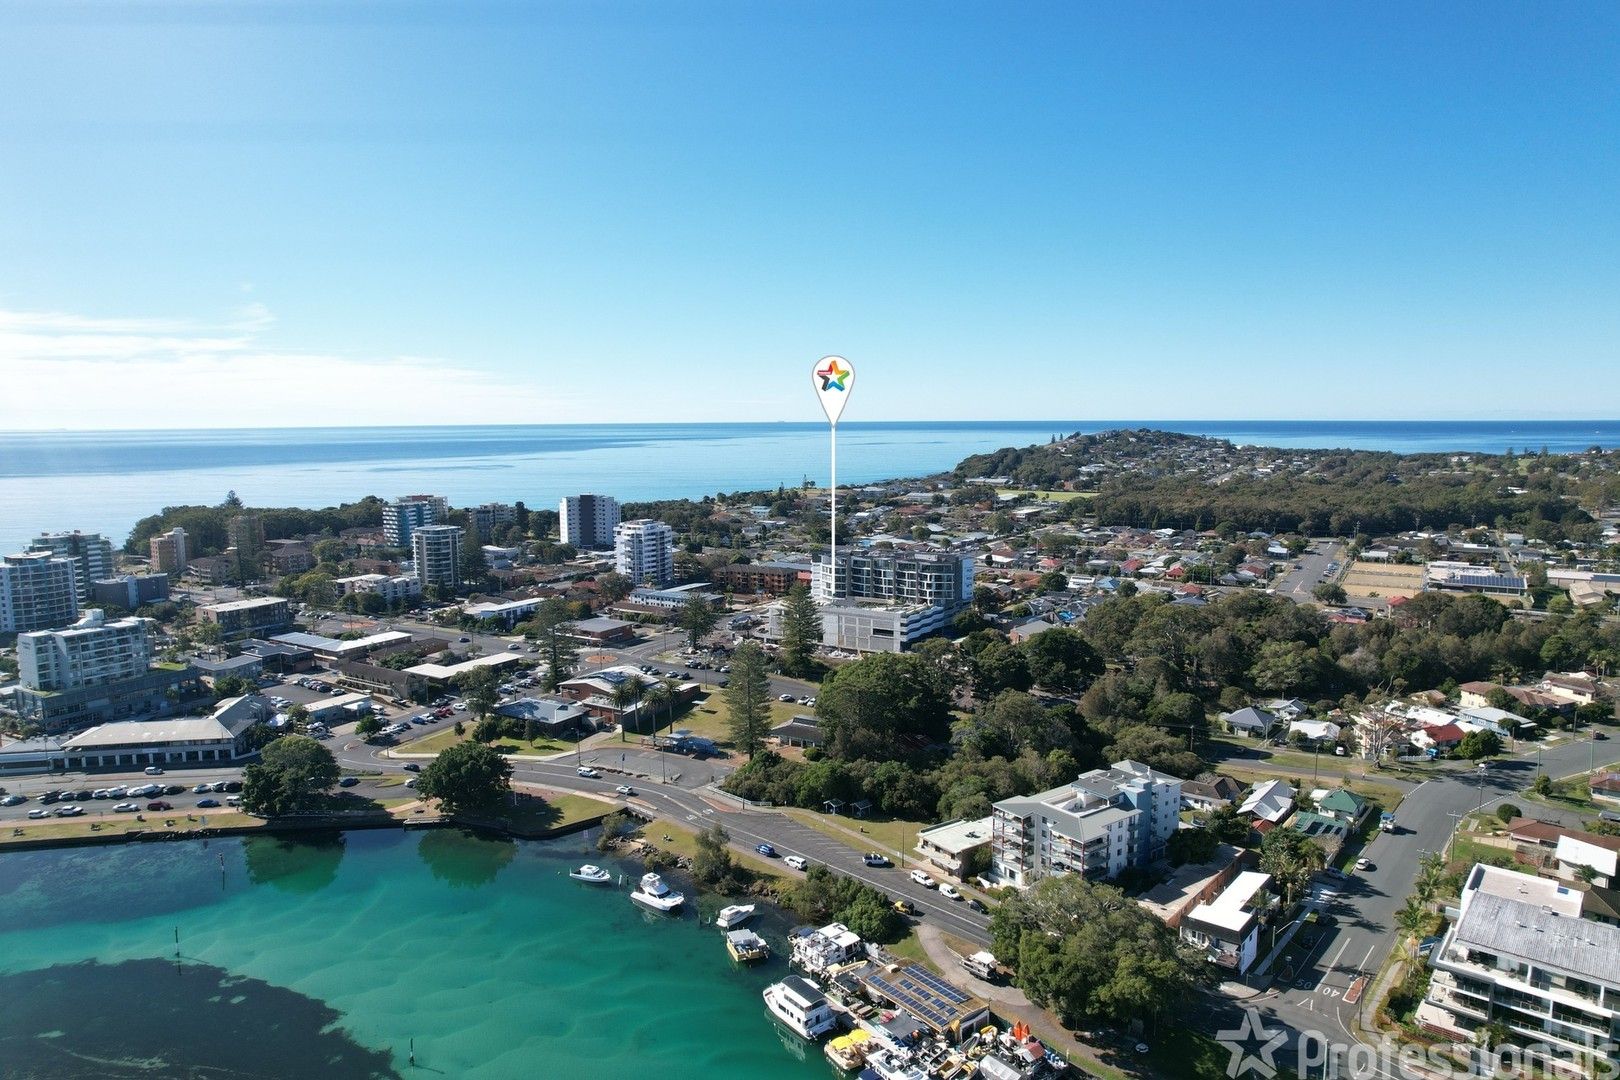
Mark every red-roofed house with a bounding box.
[1412,723,1465,752]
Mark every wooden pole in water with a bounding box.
[409,1037,415,1066]
[174,925,179,957]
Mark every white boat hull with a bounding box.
[631,891,684,913]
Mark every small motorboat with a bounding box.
[715,902,757,929]
[569,864,612,884]
[725,928,770,963]
[630,872,685,913]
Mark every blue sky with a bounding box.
[1,1,1616,427]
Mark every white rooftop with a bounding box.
[64,716,234,748]
[406,653,524,680]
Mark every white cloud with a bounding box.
[0,304,582,429]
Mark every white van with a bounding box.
[144,765,165,775]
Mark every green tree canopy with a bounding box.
[416,741,514,815]
[240,735,340,817]
[777,584,824,678]
[989,873,1213,1027]
[817,652,953,760]
[723,642,772,758]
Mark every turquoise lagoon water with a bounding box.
[0,829,837,1079]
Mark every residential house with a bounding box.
[1182,774,1244,812]
[1223,706,1277,739]
[1238,779,1296,827]
[1178,871,1273,975]
[914,816,994,880]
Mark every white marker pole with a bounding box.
[812,357,854,599]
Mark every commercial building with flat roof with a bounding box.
[411,524,462,591]
[915,816,994,879]
[1419,863,1620,1076]
[58,695,269,770]
[18,611,153,692]
[28,531,114,602]
[200,596,293,639]
[0,551,81,632]
[91,573,170,610]
[559,494,620,550]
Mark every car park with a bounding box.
[862,853,892,868]
[783,855,808,871]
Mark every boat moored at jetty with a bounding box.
[763,975,837,1040]
[715,903,756,928]
[629,872,685,913]
[725,928,770,963]
[824,1028,874,1072]
[569,864,612,884]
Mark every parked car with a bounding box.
[164,784,186,796]
[967,898,988,914]
[862,853,892,868]
[939,883,962,900]
[783,855,808,871]
[910,869,937,888]
[339,777,360,788]
[54,805,85,817]
[193,783,212,794]
[196,798,221,808]
[223,781,242,793]
[403,763,421,772]
[226,795,242,806]
[28,807,51,819]
[0,794,26,806]
[143,765,165,775]
[113,802,141,813]
[576,767,600,779]
[778,694,795,702]
[615,785,634,796]
[755,843,777,858]
[1355,858,1374,872]
[147,801,173,811]
[893,898,918,915]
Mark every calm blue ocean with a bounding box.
[1,420,1616,551]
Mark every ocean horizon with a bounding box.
[2,419,1617,551]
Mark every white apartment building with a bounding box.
[1419,863,1620,1077]
[614,519,676,587]
[0,551,81,632]
[18,610,154,692]
[28,531,115,602]
[383,495,447,547]
[411,524,463,591]
[334,573,423,605]
[990,760,1183,888]
[797,549,974,653]
[560,494,621,550]
[148,526,189,574]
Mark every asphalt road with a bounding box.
[1273,539,1345,604]
[1232,730,1620,1077]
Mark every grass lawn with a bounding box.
[637,816,789,882]
[399,724,571,757]
[885,929,934,969]
[1145,1024,1239,1079]
[680,696,805,747]
[783,807,927,863]
[0,810,269,846]
[1446,835,1532,877]
[1220,763,1408,815]
[470,791,613,834]
[1523,773,1604,816]
[994,488,1097,502]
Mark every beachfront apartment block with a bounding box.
[468,502,517,541]
[989,760,1183,888]
[614,519,676,587]
[1418,863,1620,1077]
[411,524,463,591]
[148,527,189,573]
[382,495,448,548]
[27,531,114,602]
[559,494,620,550]
[18,610,154,692]
[0,551,81,632]
[199,596,293,639]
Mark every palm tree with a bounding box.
[611,675,647,743]
[1396,896,1429,957]
[643,682,674,748]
